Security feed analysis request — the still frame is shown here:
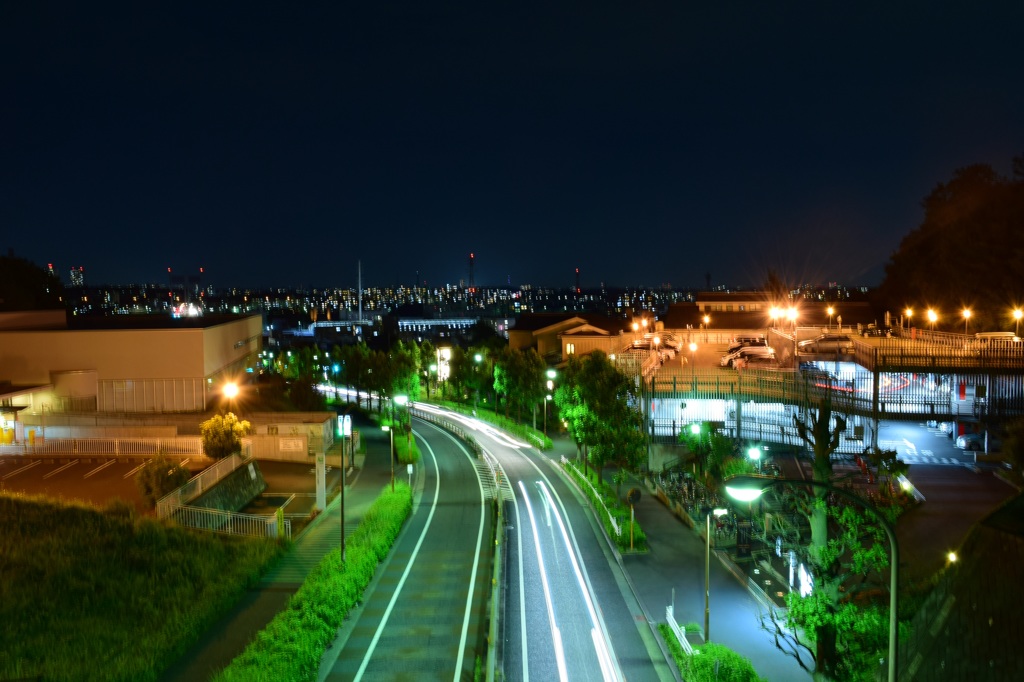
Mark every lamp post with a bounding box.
[724,475,900,682]
[903,308,912,329]
[382,425,394,492]
[702,314,710,343]
[474,353,483,411]
[1015,309,1023,337]
[705,507,728,642]
[827,306,834,330]
[962,308,972,336]
[927,309,937,331]
[544,369,556,436]
[688,342,697,390]
[747,446,761,473]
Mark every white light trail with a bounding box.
[519,480,569,682]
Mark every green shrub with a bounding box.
[135,454,192,508]
[212,483,413,682]
[562,461,646,551]
[658,623,767,682]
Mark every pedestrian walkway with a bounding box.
[544,436,813,681]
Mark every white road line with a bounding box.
[124,461,149,479]
[2,459,41,480]
[84,459,117,478]
[43,460,78,479]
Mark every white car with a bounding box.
[721,345,775,367]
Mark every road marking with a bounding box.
[353,430,442,681]
[124,461,149,479]
[84,459,117,478]
[43,460,78,479]
[2,459,41,480]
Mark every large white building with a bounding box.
[0,311,262,435]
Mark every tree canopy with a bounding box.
[0,255,66,311]
[876,155,1024,329]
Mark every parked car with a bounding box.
[956,432,1001,451]
[721,345,775,367]
[727,337,769,354]
[798,333,853,354]
[861,325,893,337]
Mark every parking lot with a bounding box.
[0,454,333,516]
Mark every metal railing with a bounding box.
[561,456,622,536]
[155,453,247,518]
[1,436,204,456]
[168,505,291,539]
[666,604,697,655]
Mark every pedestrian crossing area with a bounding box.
[877,439,968,466]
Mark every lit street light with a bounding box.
[702,314,710,342]
[903,308,913,329]
[747,446,761,473]
[962,308,972,336]
[382,424,394,492]
[1014,309,1022,336]
[927,309,938,331]
[724,475,900,682]
[827,306,834,330]
[544,368,556,436]
[688,342,697,390]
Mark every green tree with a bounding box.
[0,255,66,311]
[760,495,894,681]
[553,351,645,482]
[790,393,851,679]
[135,454,192,508]
[289,376,325,411]
[200,412,252,459]
[876,156,1024,327]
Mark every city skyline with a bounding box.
[4,4,1023,290]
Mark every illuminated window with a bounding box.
[566,343,576,355]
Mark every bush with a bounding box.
[135,454,192,508]
[212,483,413,682]
[562,460,646,552]
[658,624,766,682]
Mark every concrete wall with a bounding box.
[190,459,267,513]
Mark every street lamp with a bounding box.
[904,308,913,329]
[382,425,394,492]
[827,306,834,330]
[544,368,556,435]
[222,381,240,414]
[388,395,410,492]
[705,507,728,642]
[724,475,900,682]
[927,309,937,331]
[1015,309,1023,337]
[962,308,972,336]
[688,342,697,389]
[747,446,762,473]
[702,314,710,343]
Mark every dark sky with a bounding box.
[3,2,1023,291]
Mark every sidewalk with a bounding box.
[545,435,813,681]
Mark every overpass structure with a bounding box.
[639,326,1024,455]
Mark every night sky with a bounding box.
[3,3,1023,291]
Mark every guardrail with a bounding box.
[409,405,507,681]
[168,505,291,539]
[0,436,204,456]
[665,604,697,655]
[561,456,622,537]
[155,453,248,518]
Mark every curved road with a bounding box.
[320,418,493,681]
[414,405,672,682]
